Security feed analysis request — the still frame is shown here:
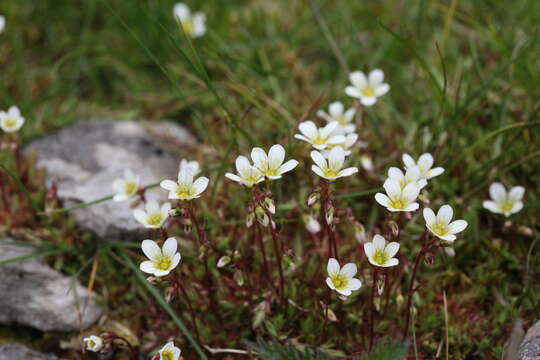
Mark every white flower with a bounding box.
[423,205,468,242]
[225,155,265,187]
[363,235,399,267]
[251,144,298,180]
[303,215,321,234]
[387,165,427,190]
[311,146,358,181]
[83,335,104,352]
[0,15,5,34]
[483,182,525,217]
[0,106,25,133]
[179,159,200,175]
[159,341,181,360]
[316,101,356,134]
[294,121,345,150]
[160,169,209,201]
[173,3,206,38]
[325,258,362,296]
[375,178,420,212]
[133,200,171,228]
[140,238,181,277]
[345,69,390,106]
[322,133,358,157]
[402,153,444,180]
[112,169,140,202]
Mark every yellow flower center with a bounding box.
[431,222,448,236]
[372,249,389,265]
[4,117,17,128]
[322,168,339,179]
[388,198,406,210]
[265,169,278,177]
[182,19,194,35]
[176,185,194,199]
[155,256,172,271]
[335,115,348,126]
[361,87,375,97]
[312,136,327,145]
[161,350,175,360]
[124,181,137,195]
[500,200,514,212]
[330,273,349,290]
[147,213,164,227]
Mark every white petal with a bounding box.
[368,69,384,85]
[374,193,390,207]
[162,237,178,257]
[448,220,468,234]
[251,147,268,171]
[140,261,157,274]
[327,258,340,275]
[349,71,367,88]
[360,96,377,106]
[418,153,434,170]
[336,288,352,296]
[489,182,507,203]
[320,122,339,138]
[387,167,404,180]
[141,240,161,261]
[385,242,400,258]
[298,121,318,139]
[327,135,346,145]
[427,167,444,178]
[192,13,206,37]
[146,200,160,214]
[328,146,345,171]
[510,202,523,215]
[310,151,327,169]
[438,234,456,242]
[170,253,182,269]
[317,110,331,122]
[401,182,420,202]
[326,277,336,290]
[337,167,358,178]
[364,242,375,258]
[437,205,454,225]
[372,234,386,250]
[375,83,390,96]
[133,209,148,225]
[178,170,194,187]
[225,173,241,183]
[402,154,416,168]
[345,86,362,98]
[160,179,178,191]
[508,186,525,202]
[340,263,357,278]
[483,200,502,214]
[404,203,419,212]
[383,258,399,267]
[161,202,172,215]
[235,156,252,175]
[112,179,125,193]
[278,159,298,174]
[113,193,128,202]
[423,207,436,226]
[383,178,401,199]
[343,108,356,122]
[192,176,209,195]
[294,134,310,143]
[173,3,190,20]
[311,165,326,179]
[267,144,285,169]
[328,101,344,117]
[348,278,362,291]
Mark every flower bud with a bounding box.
[353,221,366,244]
[233,269,244,286]
[325,205,334,225]
[307,193,319,207]
[303,215,321,234]
[83,335,104,352]
[360,155,374,172]
[263,198,275,215]
[246,212,254,228]
[217,255,231,268]
[387,220,399,238]
[255,206,269,227]
[168,208,182,217]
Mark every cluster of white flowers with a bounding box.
[0,106,25,133]
[225,144,298,187]
[83,335,181,360]
[173,2,206,38]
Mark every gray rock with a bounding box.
[0,344,60,360]
[520,320,540,360]
[0,240,102,331]
[25,119,196,241]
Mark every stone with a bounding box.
[25,119,196,241]
[0,344,60,360]
[520,320,540,360]
[0,240,102,331]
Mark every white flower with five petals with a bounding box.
[364,235,399,267]
[483,182,525,217]
[225,156,265,187]
[159,341,181,360]
[112,169,140,202]
[294,121,345,150]
[311,146,358,181]
[325,258,362,296]
[83,335,104,352]
[316,101,356,134]
[139,238,181,277]
[251,144,298,180]
[133,200,171,228]
[423,205,468,242]
[402,153,444,180]
[173,3,206,38]
[0,106,25,133]
[160,169,209,200]
[375,178,420,212]
[387,166,427,190]
[345,69,390,106]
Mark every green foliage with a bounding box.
[362,340,408,360]
[245,337,333,360]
